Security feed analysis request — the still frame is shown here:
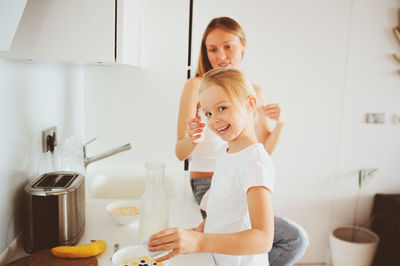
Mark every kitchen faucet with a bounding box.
[83,138,131,168]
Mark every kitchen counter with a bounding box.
[5,171,215,266]
[83,171,215,265]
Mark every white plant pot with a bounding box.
[329,226,379,266]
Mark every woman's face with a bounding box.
[205,28,246,69]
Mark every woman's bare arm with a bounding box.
[253,84,285,154]
[175,78,202,161]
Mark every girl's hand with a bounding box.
[186,115,206,144]
[147,227,204,262]
[260,104,286,124]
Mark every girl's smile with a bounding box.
[216,124,230,134]
[199,85,251,145]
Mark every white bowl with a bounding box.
[106,200,140,225]
[142,237,171,259]
[112,245,169,266]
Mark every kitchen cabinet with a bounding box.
[0,0,27,51]
[0,0,141,66]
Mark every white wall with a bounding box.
[332,0,400,246]
[84,0,400,264]
[0,58,84,255]
[84,0,189,174]
[238,1,349,261]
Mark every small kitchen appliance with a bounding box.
[24,171,85,253]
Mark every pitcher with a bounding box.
[139,162,169,241]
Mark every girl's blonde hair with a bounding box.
[199,68,257,113]
[195,17,246,77]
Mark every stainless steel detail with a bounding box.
[57,179,85,244]
[24,171,85,253]
[83,138,131,168]
[33,173,78,188]
[25,171,84,196]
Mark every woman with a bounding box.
[175,17,308,266]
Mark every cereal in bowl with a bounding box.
[122,255,163,266]
[111,206,139,216]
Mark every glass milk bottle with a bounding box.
[139,162,169,241]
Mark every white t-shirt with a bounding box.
[204,143,275,266]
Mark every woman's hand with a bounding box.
[260,104,286,124]
[147,227,204,262]
[186,115,206,144]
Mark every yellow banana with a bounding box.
[51,240,107,258]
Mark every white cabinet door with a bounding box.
[0,0,27,51]
[0,0,115,63]
[116,0,142,66]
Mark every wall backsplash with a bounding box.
[0,58,84,255]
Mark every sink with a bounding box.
[89,174,175,199]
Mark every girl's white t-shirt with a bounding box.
[204,143,275,266]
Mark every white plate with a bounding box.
[112,245,169,266]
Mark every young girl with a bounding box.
[148,68,275,265]
[176,17,308,266]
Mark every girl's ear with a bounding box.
[241,39,247,57]
[242,39,247,49]
[247,96,256,113]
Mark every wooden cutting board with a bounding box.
[6,249,97,266]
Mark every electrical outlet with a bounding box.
[42,126,57,152]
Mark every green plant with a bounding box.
[358,168,378,189]
[352,168,378,241]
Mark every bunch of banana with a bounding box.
[51,240,107,258]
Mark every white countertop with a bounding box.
[5,171,215,266]
[84,173,215,265]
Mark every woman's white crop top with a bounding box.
[190,110,225,172]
